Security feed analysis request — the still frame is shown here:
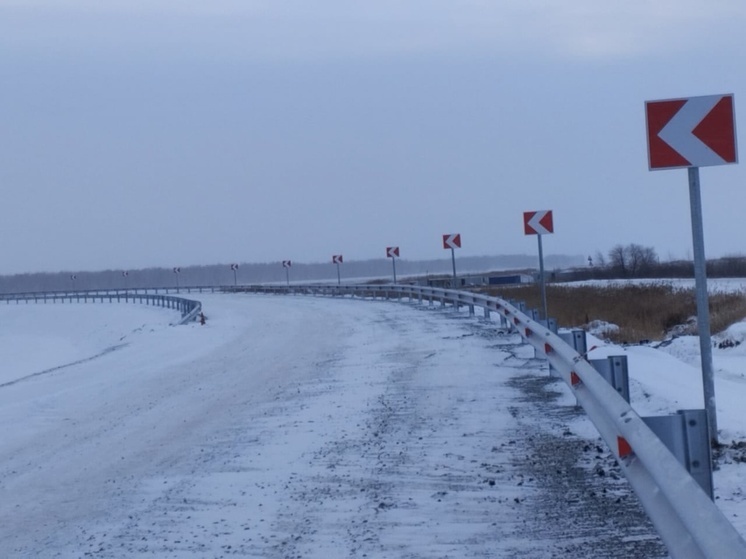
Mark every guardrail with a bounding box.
[1,289,203,326]
[229,282,746,559]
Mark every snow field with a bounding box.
[2,291,745,556]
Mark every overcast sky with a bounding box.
[2,1,746,274]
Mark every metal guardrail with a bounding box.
[230,282,746,559]
[1,289,203,325]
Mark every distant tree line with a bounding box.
[561,243,746,282]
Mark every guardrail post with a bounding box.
[558,329,587,356]
[555,329,588,378]
[468,303,475,316]
[540,318,558,333]
[589,355,630,403]
[642,409,713,499]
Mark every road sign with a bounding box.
[332,255,343,264]
[645,94,739,443]
[524,210,554,235]
[524,210,553,320]
[173,267,181,274]
[282,260,292,268]
[230,263,239,271]
[122,271,128,277]
[646,94,737,170]
[386,246,400,258]
[442,234,461,249]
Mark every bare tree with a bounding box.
[608,244,627,276]
[608,244,658,277]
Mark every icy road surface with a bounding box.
[0,294,667,558]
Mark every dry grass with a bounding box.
[478,282,746,343]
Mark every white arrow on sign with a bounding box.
[442,233,461,250]
[524,210,554,235]
[658,95,729,168]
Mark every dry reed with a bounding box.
[479,282,746,343]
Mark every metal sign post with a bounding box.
[386,247,400,284]
[230,263,239,286]
[689,167,717,441]
[645,93,738,445]
[173,267,181,292]
[450,248,456,285]
[523,210,554,320]
[332,255,343,285]
[283,260,292,286]
[536,234,548,321]
[442,234,461,288]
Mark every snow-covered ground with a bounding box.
[564,277,746,294]
[1,292,745,557]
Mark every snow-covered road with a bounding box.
[1,294,668,557]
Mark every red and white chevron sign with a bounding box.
[173,267,181,274]
[230,263,239,271]
[442,233,461,250]
[282,260,292,268]
[646,94,737,170]
[386,246,400,258]
[332,255,343,264]
[524,210,554,235]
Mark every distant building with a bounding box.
[418,273,533,289]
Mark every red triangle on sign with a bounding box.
[692,96,737,163]
[647,99,690,168]
[538,211,553,233]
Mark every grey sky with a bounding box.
[2,1,746,274]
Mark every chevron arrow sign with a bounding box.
[332,255,343,264]
[524,210,554,235]
[442,234,461,250]
[386,246,400,258]
[282,260,292,268]
[646,94,737,170]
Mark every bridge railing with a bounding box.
[1,290,202,325]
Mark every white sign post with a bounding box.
[646,93,738,445]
